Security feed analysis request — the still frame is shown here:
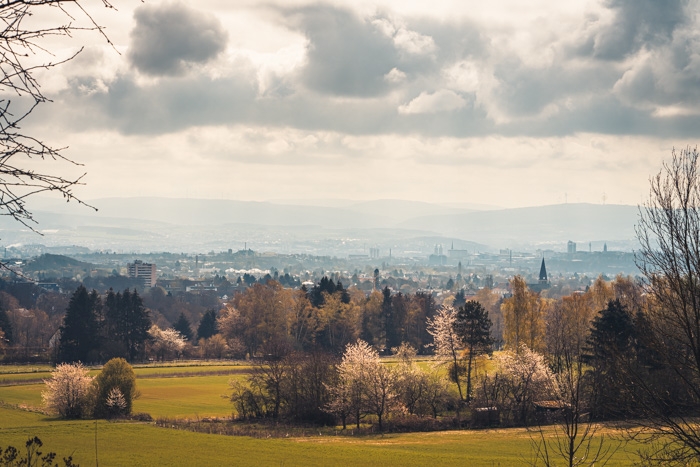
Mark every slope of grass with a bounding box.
[0,361,644,466]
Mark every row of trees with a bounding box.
[58,286,151,363]
[0,277,229,363]
[230,341,453,430]
[229,148,700,465]
[215,281,447,358]
[55,285,227,363]
[224,286,669,466]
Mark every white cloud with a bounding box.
[443,61,480,93]
[398,89,467,114]
[384,67,407,83]
[393,27,436,55]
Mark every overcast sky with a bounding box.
[25,0,700,208]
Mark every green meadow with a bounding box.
[0,365,245,418]
[0,363,643,466]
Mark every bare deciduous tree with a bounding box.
[534,300,619,467]
[0,1,118,248]
[633,146,700,463]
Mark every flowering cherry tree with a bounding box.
[42,363,94,419]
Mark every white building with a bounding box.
[127,260,157,288]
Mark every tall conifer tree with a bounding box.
[58,286,101,363]
[197,309,218,341]
[103,289,151,362]
[173,312,194,342]
[454,300,493,402]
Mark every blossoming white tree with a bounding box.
[148,325,186,361]
[105,387,127,416]
[42,363,94,419]
[326,340,400,430]
[426,306,465,400]
[492,345,556,426]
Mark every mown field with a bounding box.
[0,363,644,466]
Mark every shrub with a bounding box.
[93,358,137,418]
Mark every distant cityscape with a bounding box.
[0,237,637,306]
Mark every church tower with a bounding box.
[538,257,548,284]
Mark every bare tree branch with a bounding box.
[0,0,124,243]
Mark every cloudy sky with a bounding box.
[24,0,700,208]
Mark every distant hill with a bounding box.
[24,197,476,229]
[24,253,93,272]
[399,203,639,249]
[0,198,641,254]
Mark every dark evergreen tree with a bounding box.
[387,292,409,351]
[454,300,493,402]
[124,289,151,362]
[587,299,635,362]
[309,277,336,308]
[173,312,194,342]
[58,285,101,363]
[335,281,350,304]
[197,309,218,340]
[416,291,438,351]
[103,289,151,362]
[102,288,124,359]
[380,286,393,351]
[453,289,467,308]
[585,299,636,419]
[0,307,12,344]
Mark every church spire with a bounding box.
[539,257,548,283]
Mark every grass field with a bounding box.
[0,370,244,418]
[0,362,253,385]
[0,362,644,466]
[0,406,640,466]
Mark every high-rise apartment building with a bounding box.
[127,260,157,288]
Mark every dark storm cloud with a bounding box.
[46,1,700,140]
[487,58,621,117]
[613,30,700,109]
[48,66,259,135]
[50,68,489,137]
[288,5,399,97]
[578,0,687,60]
[128,2,228,76]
